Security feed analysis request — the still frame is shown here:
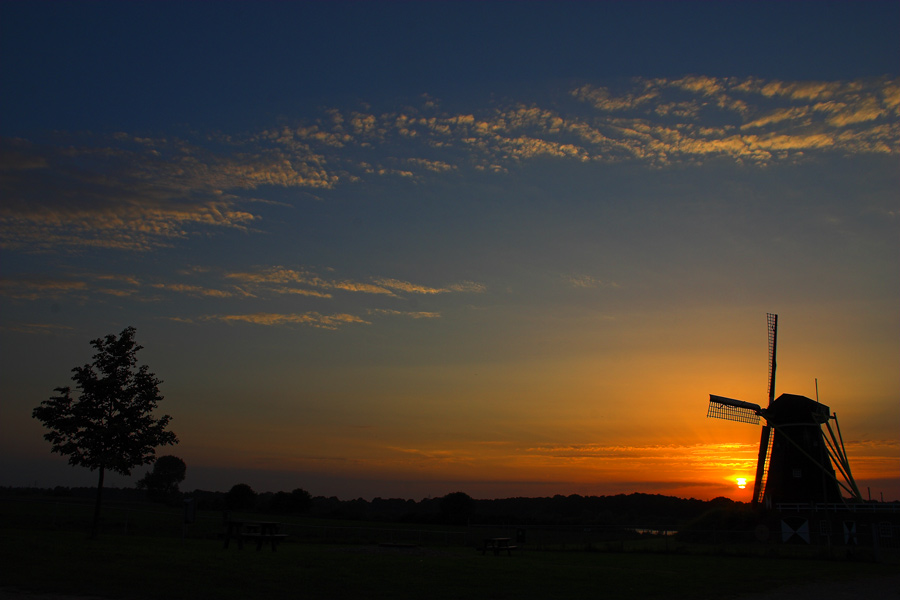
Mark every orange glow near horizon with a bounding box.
[83,336,893,502]
[163,365,899,501]
[173,425,778,500]
[7,302,898,501]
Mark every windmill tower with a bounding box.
[706,314,862,507]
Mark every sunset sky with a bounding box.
[1,1,897,502]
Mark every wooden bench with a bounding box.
[224,521,287,551]
[482,537,517,556]
[241,532,288,551]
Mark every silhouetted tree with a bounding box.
[268,488,312,514]
[440,491,475,524]
[137,455,186,502]
[226,483,257,510]
[32,326,178,537]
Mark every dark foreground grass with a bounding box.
[1,528,897,600]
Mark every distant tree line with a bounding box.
[1,484,752,529]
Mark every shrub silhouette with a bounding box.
[226,483,257,510]
[137,455,186,502]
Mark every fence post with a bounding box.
[872,523,881,563]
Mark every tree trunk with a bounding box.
[91,465,105,539]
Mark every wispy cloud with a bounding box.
[845,439,900,451]
[0,262,480,333]
[373,278,451,295]
[0,277,89,300]
[386,446,474,464]
[368,309,441,319]
[223,267,486,300]
[509,439,898,484]
[225,267,394,297]
[150,283,243,298]
[569,76,897,164]
[0,146,257,252]
[3,76,895,254]
[447,281,487,293]
[0,322,74,335]
[202,311,370,330]
[564,275,619,289]
[517,442,762,472]
[374,441,767,476]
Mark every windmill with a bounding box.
[706,314,862,507]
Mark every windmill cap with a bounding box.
[768,393,831,423]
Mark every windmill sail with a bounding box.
[753,427,773,504]
[752,313,778,506]
[766,313,777,404]
[707,395,761,424]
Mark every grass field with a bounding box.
[1,497,898,599]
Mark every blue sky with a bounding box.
[1,1,898,501]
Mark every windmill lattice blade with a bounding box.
[707,396,761,425]
[753,425,773,504]
[767,313,778,404]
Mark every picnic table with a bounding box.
[223,520,287,551]
[482,537,517,555]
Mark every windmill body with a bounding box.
[762,393,842,505]
[706,314,861,508]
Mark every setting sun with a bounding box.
[736,478,747,490]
